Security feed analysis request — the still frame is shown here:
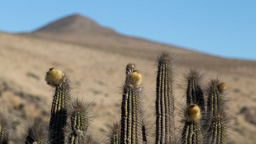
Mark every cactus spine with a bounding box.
[186,71,205,112]
[46,68,70,144]
[68,100,89,144]
[121,64,143,144]
[182,104,203,144]
[206,80,227,144]
[109,123,121,144]
[155,53,175,144]
[0,115,9,144]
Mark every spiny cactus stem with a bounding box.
[208,119,226,144]
[70,136,75,144]
[46,68,70,144]
[0,128,8,144]
[184,125,189,144]
[186,72,204,113]
[156,59,174,144]
[221,121,226,144]
[121,86,142,144]
[127,89,132,144]
[182,122,203,144]
[189,125,193,144]
[110,123,121,144]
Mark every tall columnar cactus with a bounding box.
[109,123,121,144]
[155,53,175,144]
[121,64,143,144]
[45,68,71,144]
[0,114,9,144]
[25,120,48,144]
[206,80,227,144]
[182,104,203,144]
[68,100,89,144]
[186,71,205,112]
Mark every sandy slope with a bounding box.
[0,32,256,143]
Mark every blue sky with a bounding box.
[0,1,255,60]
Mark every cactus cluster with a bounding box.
[0,52,230,144]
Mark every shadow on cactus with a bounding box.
[45,68,70,144]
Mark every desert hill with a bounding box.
[34,14,116,35]
[0,14,256,143]
[29,14,256,77]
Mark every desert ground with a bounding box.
[0,14,256,143]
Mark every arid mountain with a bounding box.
[34,14,116,35]
[1,14,256,143]
[30,14,194,61]
[29,14,256,76]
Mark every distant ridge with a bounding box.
[30,14,191,60]
[28,13,256,71]
[34,14,116,35]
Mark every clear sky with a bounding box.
[0,1,255,60]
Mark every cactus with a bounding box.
[206,80,227,144]
[155,53,175,144]
[207,80,226,119]
[186,71,205,112]
[25,119,48,144]
[109,123,121,144]
[68,100,89,144]
[141,120,147,144]
[0,114,9,144]
[46,68,71,144]
[182,104,203,144]
[121,65,143,144]
[206,111,227,144]
[0,52,234,143]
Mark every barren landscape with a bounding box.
[1,14,256,143]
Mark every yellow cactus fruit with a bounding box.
[127,70,142,88]
[45,67,64,86]
[33,142,38,144]
[187,104,201,122]
[218,83,226,92]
